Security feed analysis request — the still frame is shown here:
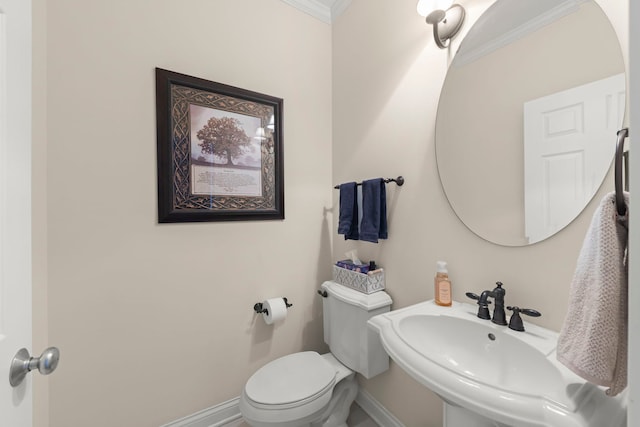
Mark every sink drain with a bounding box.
[487,333,496,341]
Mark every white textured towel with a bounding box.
[557,191,628,396]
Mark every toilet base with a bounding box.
[313,373,358,427]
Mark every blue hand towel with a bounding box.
[360,178,387,243]
[338,182,359,240]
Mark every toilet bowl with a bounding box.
[239,281,393,427]
[239,352,357,427]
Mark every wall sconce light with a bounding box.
[417,0,465,49]
[254,125,275,153]
[254,127,267,141]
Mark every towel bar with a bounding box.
[615,128,629,216]
[333,176,404,189]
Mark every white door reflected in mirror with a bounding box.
[523,73,625,244]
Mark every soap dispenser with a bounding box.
[434,261,452,307]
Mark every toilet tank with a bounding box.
[321,281,392,379]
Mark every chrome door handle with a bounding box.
[9,347,60,387]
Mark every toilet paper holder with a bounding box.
[253,297,293,315]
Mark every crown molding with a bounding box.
[281,0,331,23]
[455,0,588,67]
[280,0,352,24]
[330,0,352,20]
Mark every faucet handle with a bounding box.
[465,292,492,304]
[519,308,541,317]
[465,292,479,301]
[506,306,542,332]
[466,292,491,320]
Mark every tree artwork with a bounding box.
[196,116,251,165]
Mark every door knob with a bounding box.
[9,347,60,387]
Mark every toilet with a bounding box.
[239,280,393,427]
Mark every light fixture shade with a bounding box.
[254,127,267,140]
[416,0,453,17]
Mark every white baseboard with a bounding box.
[159,397,242,427]
[159,388,404,427]
[355,388,405,427]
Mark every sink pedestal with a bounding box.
[444,402,508,427]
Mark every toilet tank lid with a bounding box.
[322,281,392,310]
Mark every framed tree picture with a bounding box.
[155,68,284,223]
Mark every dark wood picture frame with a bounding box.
[155,68,284,223]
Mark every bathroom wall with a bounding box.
[628,1,640,423]
[332,0,628,425]
[31,0,630,426]
[33,1,333,426]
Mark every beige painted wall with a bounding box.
[34,0,332,426]
[31,0,630,426]
[332,0,628,425]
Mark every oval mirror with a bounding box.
[435,0,625,246]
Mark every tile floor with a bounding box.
[346,403,380,427]
[225,402,380,427]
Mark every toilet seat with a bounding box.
[244,351,336,409]
[240,352,344,426]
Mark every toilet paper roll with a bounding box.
[262,298,287,325]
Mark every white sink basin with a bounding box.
[397,314,565,397]
[368,301,627,427]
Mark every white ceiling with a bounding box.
[280,0,352,24]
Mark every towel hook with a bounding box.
[615,128,629,216]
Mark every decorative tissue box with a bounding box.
[335,259,370,273]
[332,265,385,294]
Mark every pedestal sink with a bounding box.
[368,300,627,427]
